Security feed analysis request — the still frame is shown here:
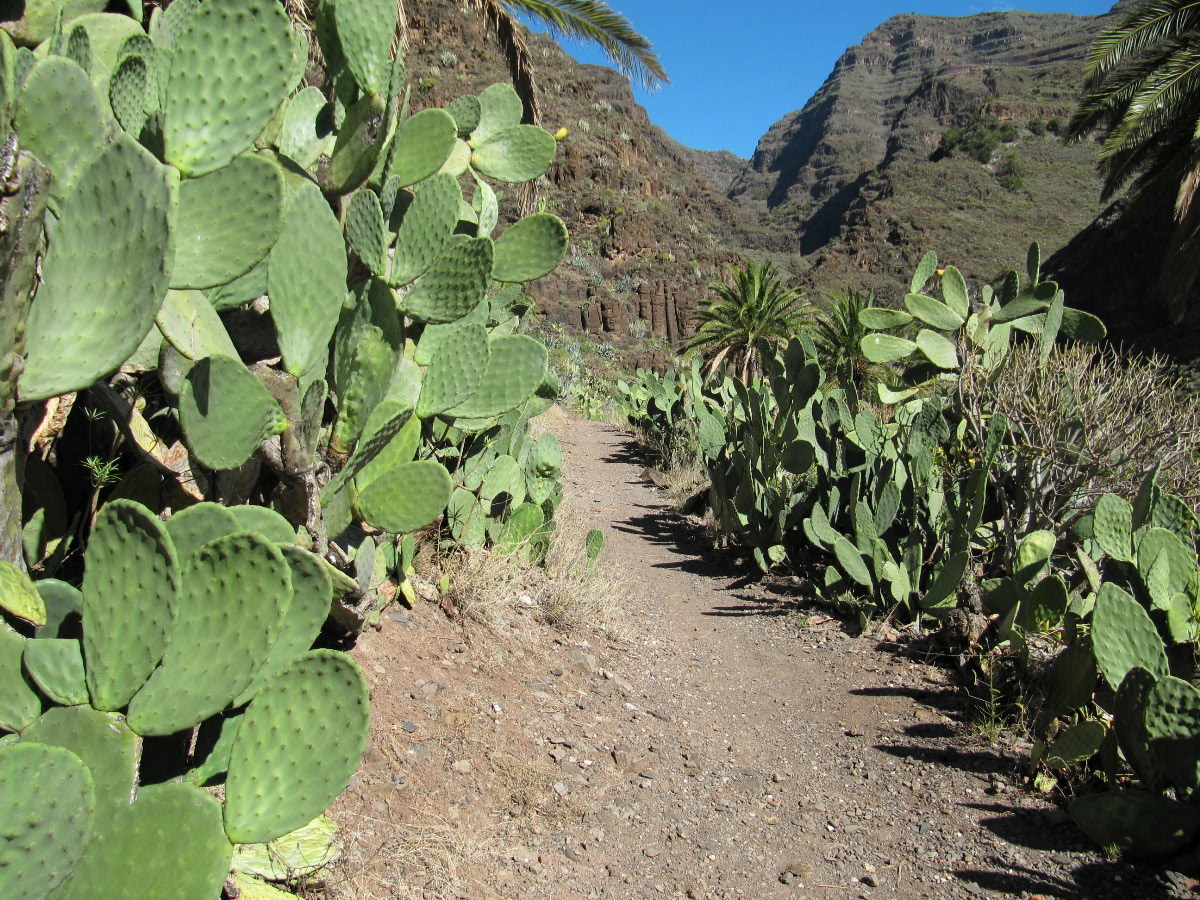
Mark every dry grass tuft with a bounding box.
[320,807,499,900]
[527,402,574,438]
[435,496,627,641]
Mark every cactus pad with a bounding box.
[228,505,297,545]
[57,781,232,900]
[0,742,94,899]
[235,546,331,706]
[269,182,348,376]
[0,560,44,625]
[470,125,557,183]
[232,814,340,882]
[1093,492,1134,561]
[1069,790,1200,856]
[330,326,395,455]
[1092,582,1168,690]
[860,333,916,364]
[82,500,180,711]
[350,408,421,492]
[171,154,285,289]
[36,579,83,639]
[155,289,240,360]
[444,334,547,419]
[0,629,40,732]
[354,460,453,534]
[939,265,969,316]
[1015,575,1068,633]
[480,454,524,501]
[21,134,171,402]
[1143,675,1200,794]
[915,328,958,369]
[178,354,287,471]
[346,189,388,276]
[447,487,487,549]
[109,51,150,135]
[166,501,241,563]
[496,503,545,556]
[1114,666,1164,792]
[20,705,138,829]
[23,638,87,706]
[472,83,523,144]
[15,56,106,203]
[440,138,472,176]
[1044,719,1105,768]
[207,257,268,311]
[163,0,293,176]
[493,213,568,283]
[127,531,291,736]
[1137,527,1196,609]
[904,292,963,330]
[416,323,488,417]
[334,0,395,97]
[833,535,872,587]
[279,86,332,169]
[224,650,369,844]
[403,236,494,324]
[390,172,461,284]
[858,307,913,330]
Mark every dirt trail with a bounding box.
[542,419,1167,900]
[336,417,1180,900]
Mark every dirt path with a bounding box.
[335,417,1182,900]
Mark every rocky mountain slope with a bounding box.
[403,0,755,353]
[407,2,1148,348]
[726,7,1121,297]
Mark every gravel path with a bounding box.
[532,418,1173,900]
[337,417,1184,900]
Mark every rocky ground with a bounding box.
[326,416,1192,900]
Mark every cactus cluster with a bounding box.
[0,498,369,896]
[0,0,578,893]
[616,246,1104,621]
[3,0,569,583]
[439,401,565,561]
[977,470,1200,856]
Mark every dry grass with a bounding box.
[320,805,499,900]
[435,497,627,642]
[527,402,574,438]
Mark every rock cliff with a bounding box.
[407,2,1155,350]
[727,8,1121,295]
[403,1,754,356]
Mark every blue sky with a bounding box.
[529,1,1116,157]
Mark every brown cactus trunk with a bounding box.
[0,135,50,569]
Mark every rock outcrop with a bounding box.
[405,2,1167,350]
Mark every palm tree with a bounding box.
[420,0,667,123]
[806,288,892,393]
[1067,0,1200,204]
[683,261,808,383]
[1065,0,1200,319]
[292,1,666,125]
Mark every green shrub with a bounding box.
[997,152,1024,190]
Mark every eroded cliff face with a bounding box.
[402,1,753,355]
[725,8,1124,296]
[405,1,1150,349]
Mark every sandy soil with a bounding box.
[327,417,1189,900]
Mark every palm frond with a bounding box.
[1086,0,1200,78]
[503,0,668,90]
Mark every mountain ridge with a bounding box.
[407,1,1158,352]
